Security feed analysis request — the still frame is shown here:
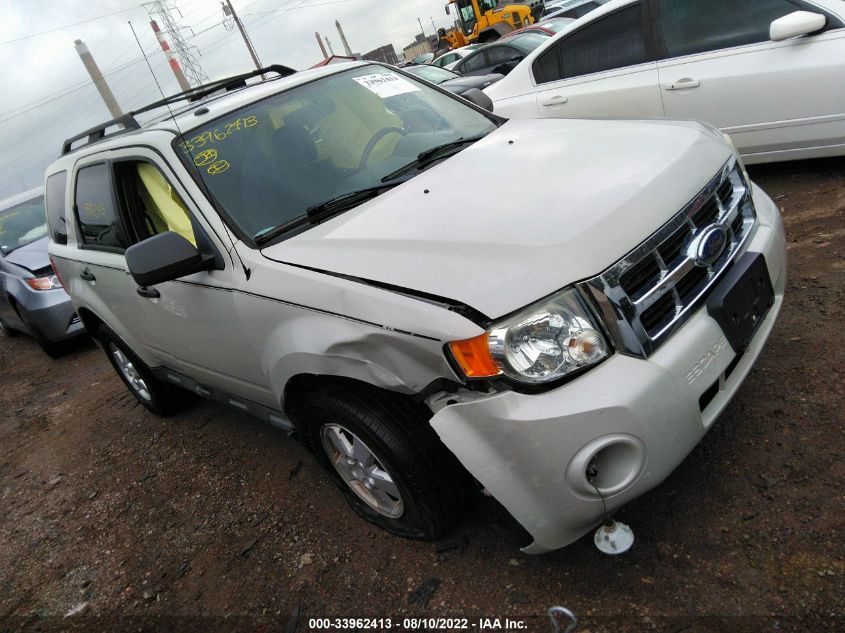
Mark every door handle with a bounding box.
[541,95,568,106]
[136,286,160,299]
[665,79,700,90]
[80,268,96,282]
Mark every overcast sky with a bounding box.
[0,0,455,200]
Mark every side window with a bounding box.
[656,0,805,57]
[75,163,127,251]
[461,52,487,73]
[486,46,516,65]
[114,161,197,246]
[45,171,68,244]
[534,4,652,84]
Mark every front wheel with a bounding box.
[99,325,182,416]
[300,381,473,540]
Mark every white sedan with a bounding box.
[486,0,845,164]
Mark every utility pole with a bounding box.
[221,0,262,71]
[73,39,123,119]
[150,20,191,92]
[315,31,328,59]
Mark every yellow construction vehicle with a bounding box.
[441,0,544,47]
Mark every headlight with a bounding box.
[448,287,610,384]
[719,132,751,183]
[25,275,62,291]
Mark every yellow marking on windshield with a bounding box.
[206,160,230,175]
[179,115,260,154]
[194,148,218,166]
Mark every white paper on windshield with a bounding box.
[353,73,420,98]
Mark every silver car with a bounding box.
[0,188,84,356]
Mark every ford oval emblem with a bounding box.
[690,225,728,267]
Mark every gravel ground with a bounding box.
[0,157,842,633]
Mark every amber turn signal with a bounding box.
[448,332,500,378]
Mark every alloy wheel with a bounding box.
[320,423,404,518]
[110,344,152,401]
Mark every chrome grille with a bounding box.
[580,158,758,358]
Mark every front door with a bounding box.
[654,0,845,161]
[107,148,275,408]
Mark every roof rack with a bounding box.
[60,64,297,156]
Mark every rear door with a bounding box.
[531,1,665,119]
[64,157,151,352]
[653,0,845,161]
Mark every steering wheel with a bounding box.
[359,127,405,170]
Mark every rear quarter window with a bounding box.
[45,171,68,244]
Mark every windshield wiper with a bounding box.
[253,175,412,246]
[380,133,488,182]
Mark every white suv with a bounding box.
[46,62,786,553]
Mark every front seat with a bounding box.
[240,123,322,236]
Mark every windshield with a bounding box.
[0,196,47,255]
[456,0,477,35]
[405,65,458,84]
[177,65,496,242]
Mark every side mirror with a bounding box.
[125,231,213,287]
[461,88,494,112]
[770,11,825,41]
[445,4,450,15]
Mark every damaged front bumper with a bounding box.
[429,184,787,553]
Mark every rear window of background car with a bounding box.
[533,4,652,83]
[45,170,68,244]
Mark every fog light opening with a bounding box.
[585,441,641,495]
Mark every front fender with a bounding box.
[254,311,459,410]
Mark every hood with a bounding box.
[442,73,504,94]
[262,118,731,319]
[4,236,50,274]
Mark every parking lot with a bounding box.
[0,157,842,632]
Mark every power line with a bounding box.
[0,6,140,46]
[242,0,354,16]
[0,52,166,123]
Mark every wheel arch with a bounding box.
[76,306,105,339]
[283,372,431,423]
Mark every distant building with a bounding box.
[363,44,398,65]
[402,33,433,61]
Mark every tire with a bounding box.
[99,324,182,416]
[299,380,474,540]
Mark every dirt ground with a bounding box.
[0,158,842,633]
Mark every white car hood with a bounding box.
[261,118,731,319]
